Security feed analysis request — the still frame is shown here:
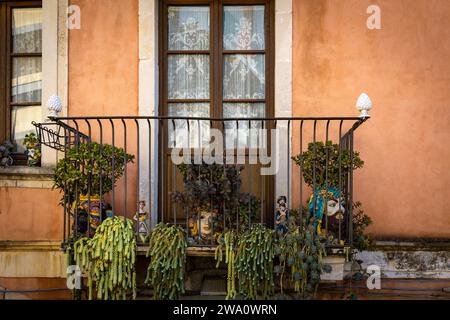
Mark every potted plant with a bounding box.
[23,133,41,167]
[172,163,261,244]
[292,140,364,245]
[54,142,134,237]
[0,140,15,167]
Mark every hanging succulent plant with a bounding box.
[215,230,238,300]
[73,216,137,300]
[145,223,187,300]
[274,209,331,299]
[235,225,275,300]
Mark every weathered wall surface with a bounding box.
[0,187,62,241]
[292,0,450,239]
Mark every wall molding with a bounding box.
[274,0,293,205]
[138,0,159,228]
[41,0,68,168]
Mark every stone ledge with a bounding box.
[0,166,54,189]
[0,241,63,252]
[0,241,66,278]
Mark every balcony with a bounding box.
[34,115,367,253]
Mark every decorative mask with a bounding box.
[308,187,345,234]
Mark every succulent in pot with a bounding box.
[23,133,41,167]
[54,142,134,237]
[0,140,15,167]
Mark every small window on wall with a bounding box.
[1,1,42,160]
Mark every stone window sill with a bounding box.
[0,166,55,189]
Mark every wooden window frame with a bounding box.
[158,0,275,225]
[0,0,42,165]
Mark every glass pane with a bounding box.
[223,103,265,148]
[168,6,210,50]
[223,6,265,50]
[12,8,42,53]
[168,55,210,99]
[223,54,265,100]
[168,103,210,148]
[11,105,41,152]
[12,57,42,103]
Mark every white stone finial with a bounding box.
[356,93,373,118]
[47,94,62,119]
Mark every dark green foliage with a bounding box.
[274,209,331,299]
[352,201,375,251]
[53,142,134,202]
[292,140,364,188]
[172,163,260,225]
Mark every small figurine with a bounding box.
[275,196,289,234]
[133,201,150,243]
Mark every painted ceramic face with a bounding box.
[199,211,212,238]
[326,198,345,217]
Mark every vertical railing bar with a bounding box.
[62,125,68,244]
[67,129,72,242]
[109,119,116,218]
[146,119,152,229]
[160,119,164,224]
[299,120,304,226]
[260,119,265,224]
[338,120,344,244]
[210,120,214,242]
[325,120,331,245]
[172,119,177,226]
[186,119,193,239]
[135,119,141,239]
[312,120,317,228]
[236,120,239,233]
[73,120,80,240]
[248,119,251,230]
[287,120,291,213]
[96,119,104,222]
[222,120,227,231]
[349,129,354,246]
[273,119,277,227]
[85,120,92,238]
[121,119,128,219]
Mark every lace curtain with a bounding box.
[11,8,42,103]
[10,8,42,152]
[166,5,266,149]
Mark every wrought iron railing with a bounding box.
[34,115,368,249]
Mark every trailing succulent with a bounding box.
[54,142,134,203]
[292,140,364,188]
[215,225,275,300]
[73,216,137,300]
[274,209,331,299]
[145,223,187,300]
[215,230,237,300]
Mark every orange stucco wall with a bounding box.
[68,0,140,216]
[68,0,139,118]
[292,0,450,239]
[0,188,63,241]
